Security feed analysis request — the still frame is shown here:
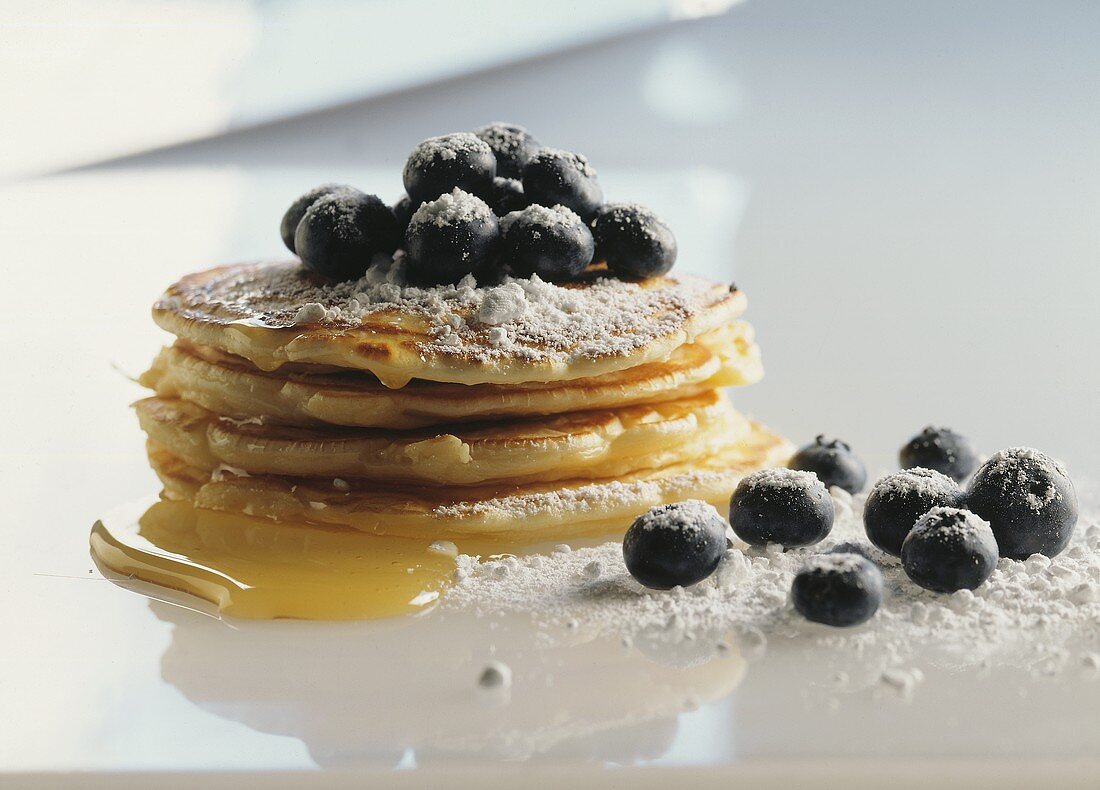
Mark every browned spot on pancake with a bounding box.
[353,341,394,361]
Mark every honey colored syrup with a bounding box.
[90,499,462,620]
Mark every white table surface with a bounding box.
[3,1,1099,784]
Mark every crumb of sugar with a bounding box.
[477,282,528,325]
[444,486,1100,681]
[982,447,1068,511]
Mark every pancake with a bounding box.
[140,321,763,429]
[152,260,745,387]
[145,418,793,542]
[134,389,750,487]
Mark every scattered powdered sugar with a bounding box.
[435,469,728,522]
[800,552,868,574]
[498,203,580,234]
[405,133,491,170]
[980,447,1067,512]
[869,467,958,499]
[444,487,1100,683]
[531,148,597,179]
[177,260,727,365]
[410,188,493,229]
[737,467,824,492]
[474,123,529,166]
[635,500,722,533]
[911,506,995,542]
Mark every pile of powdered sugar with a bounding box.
[174,260,725,364]
[444,486,1100,685]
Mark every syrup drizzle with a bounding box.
[91,499,459,620]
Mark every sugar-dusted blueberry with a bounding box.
[280,183,360,253]
[485,176,527,216]
[403,189,499,285]
[403,133,496,205]
[522,148,603,220]
[788,435,867,495]
[392,194,417,235]
[499,204,594,282]
[901,507,998,592]
[623,500,728,590]
[828,541,876,560]
[294,192,400,281]
[900,426,980,481]
[728,468,834,548]
[473,122,541,179]
[590,203,678,279]
[792,553,883,627]
[965,447,1078,559]
[863,467,965,556]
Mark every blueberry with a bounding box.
[792,553,883,627]
[590,203,678,279]
[294,192,400,281]
[280,183,360,253]
[499,204,594,282]
[622,500,728,590]
[522,148,603,220]
[901,507,998,592]
[484,177,527,216]
[900,426,980,482]
[403,189,500,285]
[403,133,496,205]
[392,194,417,236]
[473,122,541,179]
[827,541,876,560]
[728,468,834,548]
[788,435,867,495]
[965,447,1078,559]
[863,468,965,556]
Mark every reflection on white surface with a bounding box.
[150,602,746,767]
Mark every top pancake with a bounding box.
[152,260,745,388]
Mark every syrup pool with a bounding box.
[90,498,461,620]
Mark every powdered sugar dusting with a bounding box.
[499,203,580,234]
[436,470,729,522]
[410,188,493,229]
[911,506,995,542]
[802,552,867,574]
[163,261,732,366]
[981,447,1068,512]
[737,467,824,492]
[871,467,959,500]
[532,148,597,179]
[405,133,491,170]
[445,487,1100,679]
[635,500,723,533]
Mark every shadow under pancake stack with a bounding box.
[90,124,792,619]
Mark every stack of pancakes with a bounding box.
[137,261,791,543]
